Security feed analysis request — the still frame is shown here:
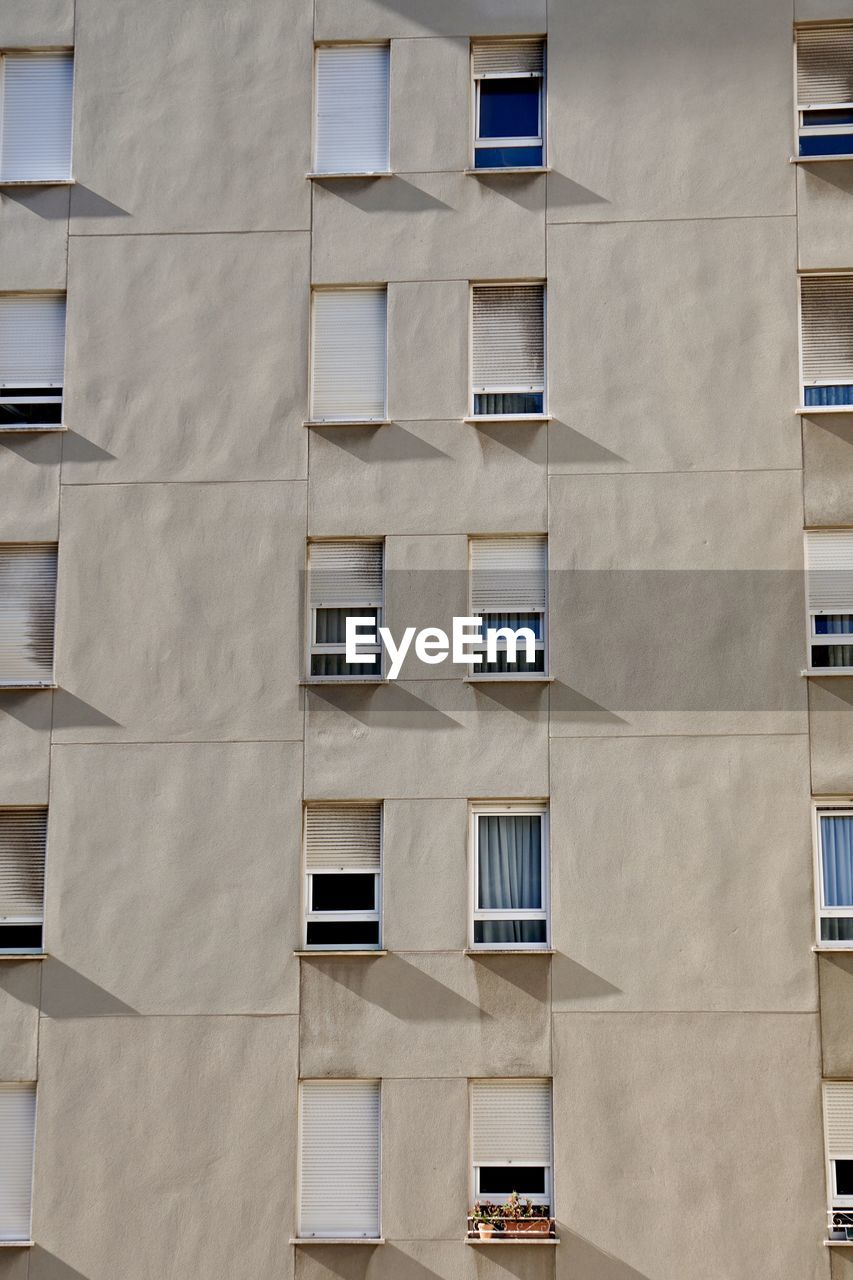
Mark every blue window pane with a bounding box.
[804,385,853,406]
[479,78,540,140]
[815,615,853,635]
[803,109,853,127]
[475,146,544,169]
[799,133,853,156]
[822,816,853,906]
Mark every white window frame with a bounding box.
[0,292,66,432]
[467,535,549,678]
[799,273,853,408]
[469,282,547,421]
[471,43,546,169]
[469,1078,554,1210]
[804,529,853,674]
[297,1078,382,1240]
[311,42,391,178]
[814,804,853,946]
[795,25,853,159]
[307,539,385,680]
[308,285,389,425]
[0,806,47,957]
[303,803,383,951]
[469,802,550,951]
[0,49,75,185]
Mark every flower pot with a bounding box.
[504,1218,551,1237]
[477,1222,497,1239]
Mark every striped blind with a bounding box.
[300,1080,381,1238]
[0,1083,35,1241]
[806,531,853,612]
[801,276,853,384]
[470,536,547,611]
[311,288,387,421]
[472,1080,552,1164]
[472,39,544,77]
[826,1082,853,1156]
[0,545,57,684]
[0,810,46,920]
[315,44,390,173]
[797,25,853,105]
[0,294,66,386]
[0,52,74,182]
[305,804,381,871]
[309,541,383,608]
[472,285,545,392]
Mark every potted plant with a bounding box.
[498,1191,551,1237]
[472,1201,502,1239]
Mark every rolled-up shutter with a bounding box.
[472,1080,552,1164]
[472,286,544,393]
[305,804,381,871]
[300,1080,381,1238]
[315,45,389,173]
[0,810,46,921]
[0,1083,35,1241]
[0,545,57,684]
[806,531,853,613]
[0,295,66,387]
[826,1082,853,1157]
[0,52,74,182]
[797,25,853,105]
[309,541,383,608]
[801,277,853,385]
[470,536,547,612]
[472,39,544,78]
[311,289,387,421]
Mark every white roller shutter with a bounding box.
[309,541,384,608]
[826,1082,853,1157]
[0,294,66,386]
[305,804,381,871]
[315,45,389,174]
[797,25,853,105]
[311,289,387,421]
[806,531,853,613]
[0,810,46,921]
[472,1080,552,1164]
[0,544,57,684]
[801,277,853,384]
[470,536,547,612]
[0,52,73,182]
[472,39,544,78]
[299,1080,381,1238]
[0,1083,35,1242]
[472,285,544,392]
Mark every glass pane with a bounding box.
[474,392,543,416]
[311,873,376,912]
[315,607,379,645]
[475,919,548,945]
[815,615,853,635]
[822,816,853,906]
[838,1161,853,1196]
[804,385,853,406]
[812,645,853,668]
[800,132,853,156]
[0,393,62,428]
[475,648,545,676]
[478,79,540,140]
[478,814,542,910]
[803,109,853,127]
[479,612,543,642]
[822,917,853,942]
[478,1167,546,1197]
[311,654,381,678]
[474,145,544,169]
[306,921,380,947]
[0,923,42,951]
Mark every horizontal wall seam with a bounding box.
[67,228,311,237]
[547,213,797,228]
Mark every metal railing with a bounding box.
[467,1214,556,1240]
[828,1209,853,1241]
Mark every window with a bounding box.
[310,288,387,423]
[0,1083,35,1242]
[469,536,547,677]
[471,39,545,169]
[800,275,853,408]
[471,284,545,418]
[308,540,384,679]
[0,809,46,955]
[0,544,57,687]
[0,294,66,429]
[796,25,853,158]
[299,1080,381,1239]
[0,51,73,182]
[815,808,853,945]
[805,531,853,671]
[470,804,549,949]
[825,1083,853,1239]
[470,1080,552,1209]
[314,44,390,175]
[304,803,382,950]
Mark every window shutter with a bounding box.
[0,295,66,386]
[797,25,853,105]
[470,536,547,612]
[315,45,390,173]
[305,804,381,871]
[0,52,73,182]
[801,277,853,384]
[311,289,387,421]
[0,544,57,684]
[309,541,384,608]
[472,1080,552,1164]
[300,1080,380,1238]
[472,39,544,77]
[826,1083,853,1157]
[472,286,544,392]
[0,1083,35,1241]
[806,531,853,612]
[0,810,46,921]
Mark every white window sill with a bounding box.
[294,950,387,958]
[290,1238,385,1246]
[465,675,553,684]
[0,178,74,186]
[301,678,386,687]
[464,414,552,424]
[307,172,393,180]
[825,1239,853,1246]
[465,948,554,956]
[304,419,391,428]
[0,424,67,434]
[465,166,550,175]
[0,682,56,690]
[467,1238,559,1246]
[791,155,853,163]
[0,953,45,962]
[0,1242,33,1249]
[797,405,853,415]
[813,945,853,952]
[802,670,853,678]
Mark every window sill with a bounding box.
[467,1238,559,1246]
[294,950,387,958]
[802,670,853,678]
[465,675,553,684]
[464,414,552,424]
[0,953,45,962]
[0,682,56,690]
[0,179,74,186]
[465,166,550,176]
[0,1242,33,1249]
[304,419,391,428]
[307,172,393,180]
[290,1238,385,1246]
[797,405,853,415]
[825,1240,853,1246]
[813,945,853,952]
[791,155,853,163]
[0,424,67,434]
[301,678,386,687]
[465,948,554,956]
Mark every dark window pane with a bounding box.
[474,392,543,415]
[803,109,853,126]
[474,647,545,676]
[815,615,853,635]
[838,1161,853,1196]
[315,608,379,645]
[0,924,43,951]
[804,385,853,406]
[812,645,853,668]
[306,921,380,947]
[479,79,540,139]
[312,874,376,912]
[311,654,381,678]
[822,917,853,941]
[479,612,543,642]
[0,391,62,428]
[800,132,853,156]
[475,920,547,945]
[474,145,543,169]
[479,1167,546,1197]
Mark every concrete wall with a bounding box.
[0,1,831,1278]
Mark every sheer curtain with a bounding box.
[478,814,542,944]
[822,815,853,942]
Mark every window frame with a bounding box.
[306,538,386,681]
[795,24,853,159]
[469,802,550,951]
[308,285,389,425]
[814,804,853,946]
[0,291,66,432]
[311,42,391,178]
[468,282,547,421]
[469,1078,554,1211]
[297,1078,383,1240]
[467,534,549,678]
[303,802,383,952]
[0,48,75,185]
[804,529,853,674]
[799,272,853,409]
[470,41,546,170]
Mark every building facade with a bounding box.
[1,0,853,1276]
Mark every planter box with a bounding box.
[503,1219,551,1237]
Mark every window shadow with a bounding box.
[0,691,53,731]
[314,176,451,213]
[39,958,138,1018]
[51,691,121,730]
[547,422,627,467]
[551,953,623,1001]
[59,431,117,464]
[798,161,853,195]
[549,681,627,727]
[472,418,547,462]
[0,434,62,465]
[467,951,550,1001]
[306,683,462,730]
[288,1243,381,1278]
[312,423,449,462]
[467,680,549,722]
[0,185,71,220]
[28,1248,91,1280]
[555,1227,651,1280]
[68,186,131,219]
[469,170,546,209]
[304,951,491,1023]
[546,171,611,209]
